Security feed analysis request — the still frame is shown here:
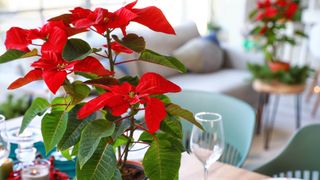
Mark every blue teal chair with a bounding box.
[255,124,320,179]
[168,90,256,167]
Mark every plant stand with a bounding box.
[253,80,305,150]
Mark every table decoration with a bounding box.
[5,126,42,164]
[247,0,312,89]
[0,114,13,180]
[21,159,50,180]
[0,1,202,179]
[0,158,13,180]
[7,157,69,180]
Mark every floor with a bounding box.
[243,84,320,170]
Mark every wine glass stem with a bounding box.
[204,166,208,180]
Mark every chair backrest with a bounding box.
[255,124,320,179]
[168,90,256,167]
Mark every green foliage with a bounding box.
[78,119,115,168]
[63,38,93,61]
[51,97,72,112]
[166,103,203,130]
[41,111,68,153]
[76,139,121,180]
[143,133,184,180]
[20,97,50,134]
[0,49,38,63]
[0,94,30,120]
[112,33,146,53]
[63,81,91,105]
[247,63,312,85]
[58,104,96,150]
[160,115,183,140]
[139,49,187,73]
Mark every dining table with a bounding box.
[5,116,269,180]
[180,153,269,180]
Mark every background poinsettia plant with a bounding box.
[0,1,203,179]
[248,0,311,85]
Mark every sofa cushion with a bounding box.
[135,21,201,77]
[168,69,258,105]
[173,37,223,73]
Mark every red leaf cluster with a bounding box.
[67,0,175,36]
[255,0,299,21]
[5,21,112,94]
[78,72,181,133]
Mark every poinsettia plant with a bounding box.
[0,1,202,179]
[248,0,311,85]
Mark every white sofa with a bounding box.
[113,21,264,106]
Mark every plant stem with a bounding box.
[117,147,122,165]
[106,29,114,73]
[115,59,139,65]
[120,114,136,171]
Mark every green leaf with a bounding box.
[166,103,203,130]
[249,9,258,19]
[294,30,308,38]
[118,76,139,86]
[139,49,186,73]
[60,148,73,161]
[111,120,130,140]
[20,97,50,134]
[71,143,79,156]
[63,81,91,105]
[112,135,129,149]
[92,48,102,53]
[138,131,154,143]
[41,111,68,153]
[51,97,72,112]
[143,133,183,180]
[75,72,98,80]
[151,94,171,105]
[58,105,96,150]
[78,119,115,168]
[84,77,119,87]
[21,49,39,58]
[112,33,146,53]
[0,49,38,64]
[160,116,183,139]
[62,38,92,61]
[76,139,121,180]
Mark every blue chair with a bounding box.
[255,124,320,179]
[168,90,256,167]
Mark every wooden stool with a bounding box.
[253,80,305,150]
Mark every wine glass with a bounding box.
[0,114,10,165]
[190,112,225,180]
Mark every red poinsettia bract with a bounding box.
[285,2,298,19]
[5,21,85,53]
[68,0,175,36]
[8,53,113,94]
[78,72,181,133]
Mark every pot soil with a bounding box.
[122,161,146,180]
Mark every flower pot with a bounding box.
[268,61,290,72]
[253,79,305,94]
[122,161,146,180]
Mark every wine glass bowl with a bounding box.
[190,112,225,180]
